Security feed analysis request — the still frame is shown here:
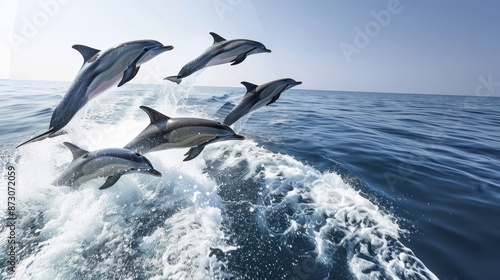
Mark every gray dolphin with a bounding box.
[223,78,302,126]
[53,142,162,190]
[165,32,271,84]
[17,40,173,148]
[124,106,245,161]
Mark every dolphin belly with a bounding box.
[150,132,215,152]
[87,73,123,100]
[172,134,215,148]
[205,55,238,67]
[223,100,256,126]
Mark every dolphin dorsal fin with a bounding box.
[63,142,89,160]
[209,32,226,44]
[139,106,170,124]
[241,81,258,92]
[72,44,100,63]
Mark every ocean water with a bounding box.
[0,79,499,279]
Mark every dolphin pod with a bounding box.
[223,78,302,126]
[17,40,173,148]
[53,142,162,189]
[165,32,271,84]
[16,33,301,190]
[124,106,245,161]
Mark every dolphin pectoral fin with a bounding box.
[266,92,282,106]
[183,136,222,161]
[231,47,257,66]
[183,144,207,161]
[16,128,57,148]
[63,142,89,160]
[210,32,226,44]
[99,174,122,190]
[230,54,247,66]
[165,76,182,84]
[118,65,140,87]
[72,44,100,64]
[118,48,146,87]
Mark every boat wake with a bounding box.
[0,81,437,279]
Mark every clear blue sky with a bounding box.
[1,0,499,95]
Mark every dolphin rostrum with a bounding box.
[165,32,271,84]
[17,40,173,148]
[53,142,162,190]
[223,78,302,126]
[124,106,245,161]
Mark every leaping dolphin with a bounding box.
[165,32,271,84]
[124,106,245,161]
[53,142,162,190]
[17,40,173,148]
[223,78,302,126]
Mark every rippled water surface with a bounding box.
[1,79,499,279]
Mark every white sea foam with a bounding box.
[0,80,437,279]
[202,140,438,279]
[1,82,233,280]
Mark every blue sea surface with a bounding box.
[0,79,499,279]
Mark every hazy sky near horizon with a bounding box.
[1,0,499,95]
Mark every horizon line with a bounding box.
[0,77,485,98]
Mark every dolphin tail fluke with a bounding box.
[16,128,58,148]
[165,76,182,84]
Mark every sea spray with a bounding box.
[201,140,438,279]
[1,81,439,279]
